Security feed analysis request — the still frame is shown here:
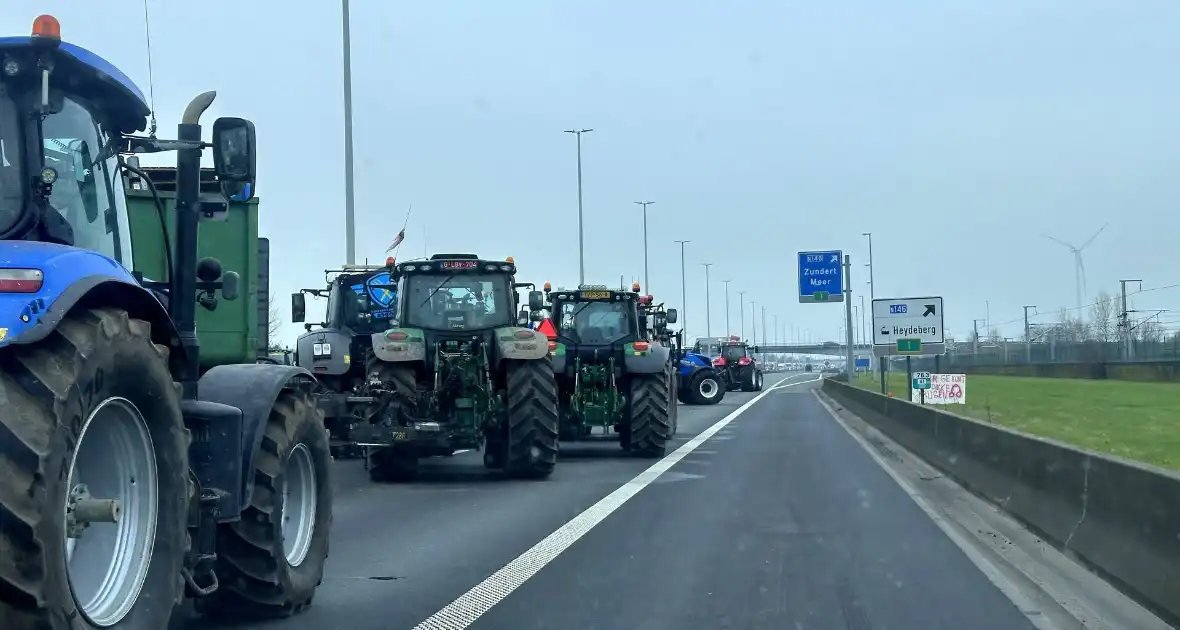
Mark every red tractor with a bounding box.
[709,336,765,392]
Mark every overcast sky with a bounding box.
[7,0,1179,346]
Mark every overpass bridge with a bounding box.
[748,344,866,357]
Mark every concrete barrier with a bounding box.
[822,377,1180,624]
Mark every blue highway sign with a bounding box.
[797,250,845,303]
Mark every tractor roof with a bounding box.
[0,35,150,133]
[547,285,637,303]
[398,256,517,275]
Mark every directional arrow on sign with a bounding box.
[923,304,937,317]
[829,254,839,263]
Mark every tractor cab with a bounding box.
[546,284,642,364]
[392,254,530,353]
[0,18,252,271]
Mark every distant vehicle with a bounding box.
[805,364,813,372]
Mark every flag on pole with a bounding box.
[385,229,405,253]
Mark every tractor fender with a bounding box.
[493,326,550,361]
[623,342,672,374]
[197,363,319,509]
[371,327,427,362]
[0,242,179,351]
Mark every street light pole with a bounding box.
[750,301,757,347]
[564,128,594,284]
[721,280,732,335]
[635,201,654,291]
[738,291,746,339]
[675,240,690,337]
[862,232,875,300]
[342,0,356,264]
[701,263,713,337]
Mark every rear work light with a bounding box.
[547,341,557,351]
[0,269,43,293]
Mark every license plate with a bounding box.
[579,291,611,299]
[391,431,407,441]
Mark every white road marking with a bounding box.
[412,375,811,629]
[811,390,1062,630]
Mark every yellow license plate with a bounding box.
[580,291,611,299]
[391,431,407,441]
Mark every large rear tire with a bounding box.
[627,373,673,458]
[364,363,420,482]
[503,358,559,479]
[201,388,333,619]
[686,369,723,405]
[0,307,189,630]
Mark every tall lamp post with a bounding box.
[565,128,594,283]
[701,263,713,337]
[675,240,690,337]
[635,201,654,291]
[721,280,732,335]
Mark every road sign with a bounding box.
[797,251,844,303]
[910,374,966,404]
[896,338,922,354]
[912,376,931,390]
[872,296,945,356]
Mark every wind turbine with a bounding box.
[1042,223,1108,312]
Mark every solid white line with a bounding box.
[412,375,812,630]
[811,390,1062,630]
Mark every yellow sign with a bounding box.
[0,328,7,342]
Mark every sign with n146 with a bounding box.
[797,251,844,303]
[872,296,944,346]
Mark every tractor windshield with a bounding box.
[402,272,511,330]
[40,94,131,263]
[557,301,634,345]
[332,271,397,333]
[0,89,21,234]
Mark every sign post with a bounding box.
[912,370,931,404]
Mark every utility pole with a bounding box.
[635,201,654,291]
[342,0,356,264]
[675,240,690,337]
[761,306,767,363]
[1120,279,1142,360]
[721,280,732,335]
[738,291,746,339]
[750,301,757,347]
[862,232,875,300]
[564,128,594,283]
[702,263,713,337]
[843,254,854,374]
[973,318,985,355]
[1023,305,1036,362]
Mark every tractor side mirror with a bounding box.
[212,117,257,198]
[517,309,530,326]
[528,290,545,310]
[291,293,307,323]
[666,308,678,324]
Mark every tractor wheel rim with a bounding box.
[699,378,719,398]
[65,397,158,628]
[282,443,318,567]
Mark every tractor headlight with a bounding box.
[312,343,332,358]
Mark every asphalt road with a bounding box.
[197,373,1158,630]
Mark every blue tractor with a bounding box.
[0,15,331,629]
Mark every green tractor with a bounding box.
[347,254,560,481]
[542,284,678,456]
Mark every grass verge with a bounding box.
[852,371,1180,470]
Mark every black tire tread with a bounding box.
[0,307,189,630]
[628,373,672,458]
[504,358,560,479]
[365,362,419,483]
[205,388,331,618]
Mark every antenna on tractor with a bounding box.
[141,0,159,137]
